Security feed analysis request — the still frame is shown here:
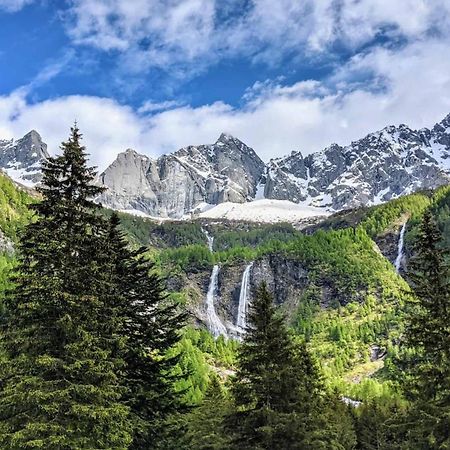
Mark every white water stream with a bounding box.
[236,262,254,332]
[394,223,407,273]
[202,228,214,252]
[202,227,227,338]
[205,265,228,338]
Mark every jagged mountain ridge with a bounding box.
[1,113,450,217]
[97,133,265,218]
[0,130,49,186]
[263,114,450,210]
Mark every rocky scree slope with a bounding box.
[2,113,450,217]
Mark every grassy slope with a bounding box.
[2,170,450,402]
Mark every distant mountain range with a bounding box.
[2,113,450,218]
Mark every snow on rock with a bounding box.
[3,112,450,219]
[198,199,329,223]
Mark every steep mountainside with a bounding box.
[0,130,49,186]
[2,167,450,401]
[1,113,450,218]
[97,133,265,218]
[264,115,450,210]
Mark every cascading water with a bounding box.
[205,265,227,338]
[202,228,214,252]
[236,262,254,332]
[202,227,227,338]
[395,222,407,273]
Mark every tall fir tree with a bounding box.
[0,126,132,449]
[184,373,231,450]
[227,282,328,450]
[103,214,186,449]
[403,210,450,448]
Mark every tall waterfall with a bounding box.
[236,262,254,332]
[395,223,407,273]
[202,228,214,252]
[205,265,227,338]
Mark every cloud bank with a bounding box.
[0,0,449,170]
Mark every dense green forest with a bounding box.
[1,133,450,448]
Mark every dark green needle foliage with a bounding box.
[103,214,186,449]
[184,373,231,450]
[0,126,132,449]
[402,210,450,448]
[227,283,332,450]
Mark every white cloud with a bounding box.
[63,0,450,74]
[138,99,184,114]
[1,38,450,168]
[0,0,34,12]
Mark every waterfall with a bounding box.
[236,262,254,332]
[394,223,407,273]
[202,228,214,252]
[254,180,266,200]
[341,396,362,408]
[205,265,228,338]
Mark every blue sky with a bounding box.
[1,0,450,168]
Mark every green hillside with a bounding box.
[1,170,449,405]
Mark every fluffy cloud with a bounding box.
[0,0,34,12]
[2,37,450,169]
[63,0,450,73]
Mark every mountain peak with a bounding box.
[436,112,450,131]
[217,132,240,144]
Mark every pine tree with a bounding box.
[356,398,407,450]
[403,210,450,448]
[185,373,231,450]
[0,126,132,449]
[227,282,327,449]
[104,214,186,449]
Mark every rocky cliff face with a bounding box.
[2,113,450,217]
[97,133,265,218]
[0,130,49,186]
[264,116,450,210]
[0,229,14,255]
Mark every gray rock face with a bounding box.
[0,130,49,185]
[2,113,450,216]
[97,133,266,218]
[0,228,14,255]
[265,116,450,210]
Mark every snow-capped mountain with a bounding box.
[97,133,265,218]
[0,130,49,186]
[264,114,450,210]
[2,113,450,218]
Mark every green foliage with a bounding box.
[0,126,133,449]
[168,327,238,405]
[212,222,300,251]
[360,191,432,237]
[398,211,450,448]
[0,128,185,449]
[155,244,214,273]
[0,172,34,241]
[101,209,207,248]
[227,283,331,449]
[184,374,232,450]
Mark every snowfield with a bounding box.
[197,199,329,223]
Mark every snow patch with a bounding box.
[198,199,329,223]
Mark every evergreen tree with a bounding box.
[185,373,231,450]
[403,210,450,448]
[227,283,327,449]
[356,399,407,450]
[104,214,186,449]
[0,126,132,449]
